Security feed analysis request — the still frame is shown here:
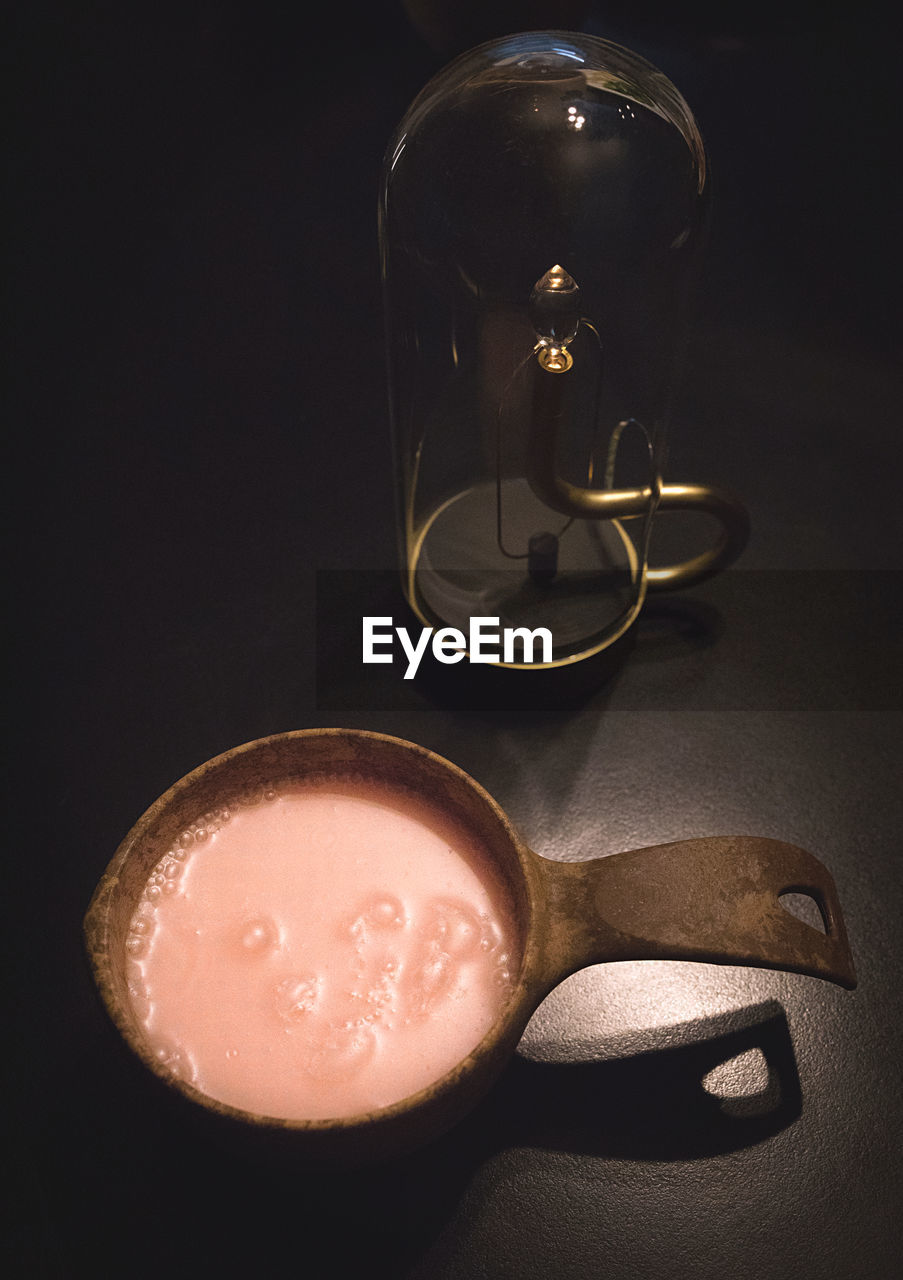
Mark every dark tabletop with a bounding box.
[9,2,902,1277]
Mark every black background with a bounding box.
[8,2,902,1276]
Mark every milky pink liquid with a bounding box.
[126,779,517,1120]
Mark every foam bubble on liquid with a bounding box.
[128,794,250,935]
[429,898,485,959]
[130,992,151,1020]
[150,1038,196,1084]
[358,955,400,1020]
[346,893,406,941]
[125,954,151,1019]
[399,937,457,1022]
[234,781,280,809]
[419,947,456,1005]
[236,915,279,955]
[275,974,321,1023]
[494,955,513,988]
[127,793,267,1054]
[363,894,406,929]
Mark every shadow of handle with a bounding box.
[533,836,857,990]
[504,1002,803,1160]
[647,482,750,591]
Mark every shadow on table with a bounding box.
[305,999,801,1270]
[498,998,800,1159]
[34,968,799,1279]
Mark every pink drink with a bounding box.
[125,778,517,1120]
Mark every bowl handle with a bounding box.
[532,837,856,990]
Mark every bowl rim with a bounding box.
[84,726,547,1135]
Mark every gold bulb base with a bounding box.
[536,346,573,373]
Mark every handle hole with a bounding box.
[702,1048,778,1117]
[779,890,827,935]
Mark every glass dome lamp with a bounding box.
[380,31,748,687]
